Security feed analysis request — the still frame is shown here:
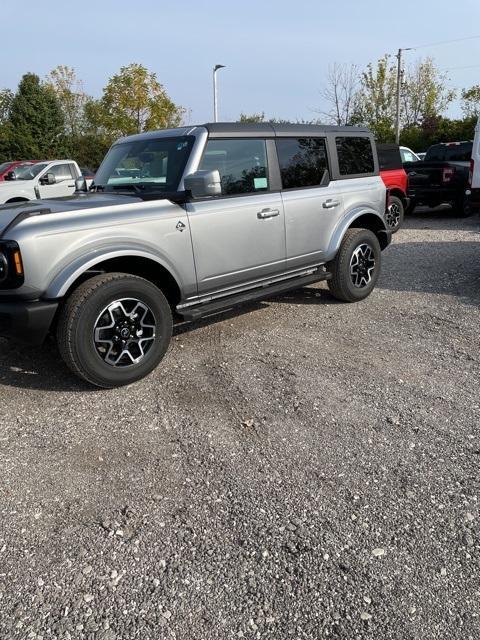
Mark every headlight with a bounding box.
[0,241,24,289]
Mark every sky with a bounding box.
[2,0,480,124]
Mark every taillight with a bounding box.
[442,167,454,183]
[469,159,474,186]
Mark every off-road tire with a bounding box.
[57,273,172,388]
[386,195,404,233]
[327,228,381,303]
[454,194,472,218]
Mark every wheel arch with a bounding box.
[328,209,389,256]
[6,197,30,203]
[388,188,407,206]
[47,250,183,310]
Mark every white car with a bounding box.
[0,160,82,205]
[470,118,480,213]
[399,146,421,163]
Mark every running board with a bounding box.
[179,271,331,321]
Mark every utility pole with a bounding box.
[395,47,412,144]
[213,64,226,122]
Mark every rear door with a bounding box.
[276,136,344,268]
[333,134,385,225]
[37,163,76,199]
[186,137,286,295]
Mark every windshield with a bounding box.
[426,143,472,162]
[0,162,13,174]
[15,163,48,180]
[94,136,195,192]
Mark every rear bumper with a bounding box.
[407,186,464,204]
[0,299,58,345]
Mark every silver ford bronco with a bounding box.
[0,123,391,387]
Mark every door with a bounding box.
[37,163,77,199]
[276,136,344,269]
[186,138,286,295]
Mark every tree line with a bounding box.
[0,64,184,169]
[1,57,479,170]
[242,56,480,150]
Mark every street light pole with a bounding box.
[213,64,226,122]
[395,47,412,144]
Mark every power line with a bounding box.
[405,34,480,51]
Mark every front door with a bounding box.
[37,163,77,199]
[187,138,286,295]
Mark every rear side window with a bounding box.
[336,137,374,176]
[50,164,74,181]
[199,138,268,195]
[276,137,328,189]
[377,144,402,171]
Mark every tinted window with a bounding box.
[276,138,328,189]
[377,144,402,171]
[50,164,74,181]
[199,138,268,195]
[336,137,374,175]
[426,143,472,162]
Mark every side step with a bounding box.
[179,271,331,322]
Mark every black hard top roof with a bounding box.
[204,122,371,138]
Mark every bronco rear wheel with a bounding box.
[57,273,172,388]
[327,228,381,302]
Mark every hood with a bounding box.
[0,192,145,238]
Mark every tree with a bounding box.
[239,112,267,123]
[461,85,480,118]
[401,57,455,128]
[351,55,397,141]
[317,63,359,125]
[7,73,64,158]
[0,89,13,124]
[94,63,184,137]
[46,65,88,137]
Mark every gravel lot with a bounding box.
[0,210,479,640]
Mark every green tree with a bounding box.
[401,57,455,128]
[351,55,397,141]
[239,112,266,123]
[0,89,13,124]
[46,65,88,137]
[7,73,64,158]
[94,63,184,137]
[461,85,480,118]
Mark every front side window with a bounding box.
[276,138,328,189]
[94,136,195,192]
[336,137,374,176]
[199,138,269,196]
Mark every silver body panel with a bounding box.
[0,124,387,310]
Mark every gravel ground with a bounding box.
[0,210,479,640]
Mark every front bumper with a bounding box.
[0,299,58,345]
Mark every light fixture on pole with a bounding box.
[213,64,226,122]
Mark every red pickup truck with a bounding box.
[0,160,36,182]
[377,143,409,233]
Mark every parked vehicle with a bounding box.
[81,166,95,189]
[469,118,480,212]
[0,123,391,387]
[400,146,421,163]
[0,160,36,182]
[404,141,473,216]
[377,143,409,233]
[0,160,82,204]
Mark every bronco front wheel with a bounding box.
[57,273,172,388]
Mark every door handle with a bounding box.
[257,208,280,219]
[322,199,340,209]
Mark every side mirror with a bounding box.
[4,171,16,181]
[75,176,88,192]
[40,173,56,186]
[184,170,222,198]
